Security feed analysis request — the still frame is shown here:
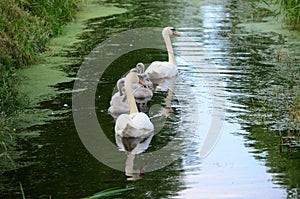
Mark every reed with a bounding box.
[269,50,300,149]
[275,0,300,29]
[0,1,46,67]
[0,63,27,174]
[21,0,79,36]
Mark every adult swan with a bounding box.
[115,69,154,140]
[145,27,180,79]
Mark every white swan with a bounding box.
[114,70,154,180]
[108,78,129,117]
[132,63,153,101]
[108,66,153,118]
[145,27,180,79]
[115,69,154,139]
[117,63,153,100]
[135,63,153,90]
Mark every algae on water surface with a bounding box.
[19,3,126,105]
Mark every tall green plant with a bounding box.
[276,0,300,29]
[21,0,79,36]
[0,0,79,174]
[0,0,49,68]
[0,0,79,69]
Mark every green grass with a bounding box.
[275,0,300,29]
[0,0,79,68]
[0,64,27,174]
[0,0,79,174]
[259,0,300,29]
[20,0,79,36]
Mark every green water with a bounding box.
[1,0,300,198]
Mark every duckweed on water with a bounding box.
[0,0,127,174]
[0,0,79,173]
[1,0,127,194]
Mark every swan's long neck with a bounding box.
[125,76,138,114]
[163,33,176,65]
[125,153,135,175]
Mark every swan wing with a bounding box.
[115,114,131,135]
[145,61,178,79]
[115,113,154,137]
[133,87,153,99]
[108,92,129,115]
[130,112,154,131]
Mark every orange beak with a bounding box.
[139,78,147,87]
[173,31,180,36]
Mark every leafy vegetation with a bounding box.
[269,50,300,149]
[275,0,300,29]
[259,0,300,29]
[251,50,300,150]
[0,0,79,68]
[0,64,26,174]
[0,0,79,173]
[82,187,135,199]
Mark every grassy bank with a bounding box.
[260,0,300,29]
[275,0,300,29]
[0,0,79,173]
[0,0,79,68]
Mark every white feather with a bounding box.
[145,61,178,79]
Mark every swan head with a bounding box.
[126,68,147,87]
[136,63,145,74]
[163,27,180,37]
[117,78,125,96]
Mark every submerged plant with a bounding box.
[262,50,300,150]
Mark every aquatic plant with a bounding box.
[0,0,79,174]
[261,50,300,150]
[245,48,300,151]
[19,181,26,199]
[258,0,300,29]
[275,0,300,29]
[82,186,135,199]
[275,50,300,150]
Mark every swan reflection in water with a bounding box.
[115,131,154,181]
[111,60,178,180]
[114,68,155,181]
[114,76,177,181]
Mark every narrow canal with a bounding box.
[1,0,300,198]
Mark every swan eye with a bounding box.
[170,28,176,31]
